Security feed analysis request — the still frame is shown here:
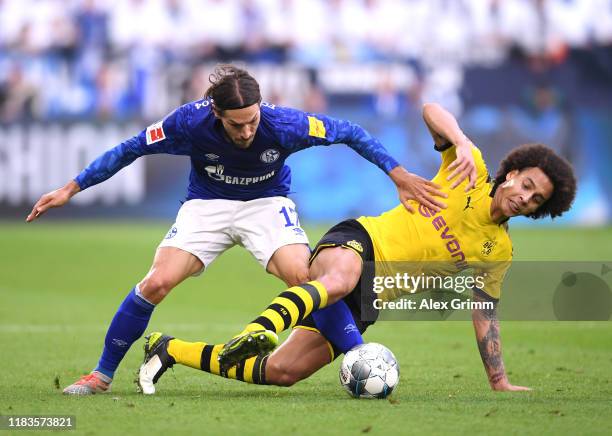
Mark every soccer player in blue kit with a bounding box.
[26,65,461,395]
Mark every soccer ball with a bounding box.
[339,343,399,399]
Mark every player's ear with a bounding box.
[505,169,520,181]
[502,169,520,187]
[212,106,223,119]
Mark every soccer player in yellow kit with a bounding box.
[138,103,576,393]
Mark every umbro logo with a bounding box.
[344,323,359,334]
[165,226,178,239]
[112,338,128,348]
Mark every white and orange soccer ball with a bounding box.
[339,343,400,399]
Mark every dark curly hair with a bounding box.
[492,143,576,219]
[204,64,261,112]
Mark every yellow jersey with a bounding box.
[357,145,512,300]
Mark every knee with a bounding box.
[316,271,354,302]
[138,274,175,304]
[309,248,361,302]
[283,265,310,287]
[266,359,303,387]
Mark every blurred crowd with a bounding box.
[1,0,612,122]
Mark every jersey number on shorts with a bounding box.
[279,206,299,227]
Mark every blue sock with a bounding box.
[94,286,155,379]
[312,300,364,355]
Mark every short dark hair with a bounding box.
[204,64,261,112]
[492,143,576,219]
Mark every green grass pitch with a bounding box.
[1,222,611,435]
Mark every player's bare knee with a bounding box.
[310,247,361,301]
[316,271,355,302]
[138,275,174,303]
[285,266,310,287]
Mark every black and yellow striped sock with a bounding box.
[238,280,329,337]
[167,339,269,384]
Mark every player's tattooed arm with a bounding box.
[471,291,531,392]
[473,300,506,386]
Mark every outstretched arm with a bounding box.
[471,292,531,391]
[26,106,194,222]
[26,135,146,222]
[386,165,448,213]
[299,113,447,213]
[422,103,477,191]
[26,180,81,222]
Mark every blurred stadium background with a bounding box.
[1,0,611,225]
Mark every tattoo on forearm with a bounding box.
[475,307,506,384]
[489,371,505,384]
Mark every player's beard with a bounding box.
[221,129,255,149]
[232,136,254,149]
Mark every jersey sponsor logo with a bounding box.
[418,204,436,218]
[146,121,166,145]
[205,153,220,161]
[481,240,497,256]
[346,240,363,253]
[418,204,468,270]
[205,164,224,178]
[260,148,280,163]
[204,164,276,185]
[307,116,326,138]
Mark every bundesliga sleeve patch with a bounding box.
[307,116,326,139]
[146,121,166,145]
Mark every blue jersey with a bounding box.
[75,100,400,201]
